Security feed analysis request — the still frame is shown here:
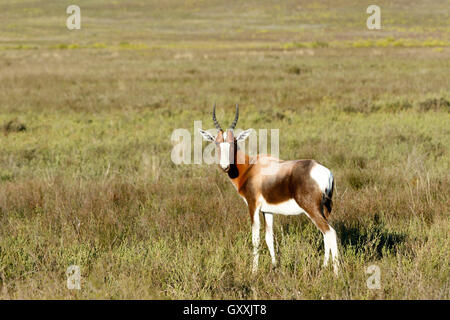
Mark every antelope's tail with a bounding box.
[321,171,334,220]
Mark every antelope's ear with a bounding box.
[199,129,216,142]
[236,129,253,141]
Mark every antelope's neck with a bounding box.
[228,148,253,191]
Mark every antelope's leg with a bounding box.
[263,212,276,267]
[251,207,261,273]
[323,229,331,267]
[301,203,340,275]
[324,226,339,274]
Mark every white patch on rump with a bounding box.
[259,196,306,215]
[310,162,333,194]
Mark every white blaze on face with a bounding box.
[219,142,231,169]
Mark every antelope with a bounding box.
[199,105,340,274]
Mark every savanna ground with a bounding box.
[0,0,449,299]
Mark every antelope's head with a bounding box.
[199,104,252,172]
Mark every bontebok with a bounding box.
[200,105,340,274]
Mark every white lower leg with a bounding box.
[323,233,330,267]
[324,227,339,274]
[264,213,276,266]
[252,209,260,273]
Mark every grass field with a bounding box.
[0,0,449,299]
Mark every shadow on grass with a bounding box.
[275,214,407,261]
[334,216,407,259]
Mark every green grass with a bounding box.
[0,0,449,299]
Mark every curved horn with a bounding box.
[212,103,223,131]
[229,104,239,129]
